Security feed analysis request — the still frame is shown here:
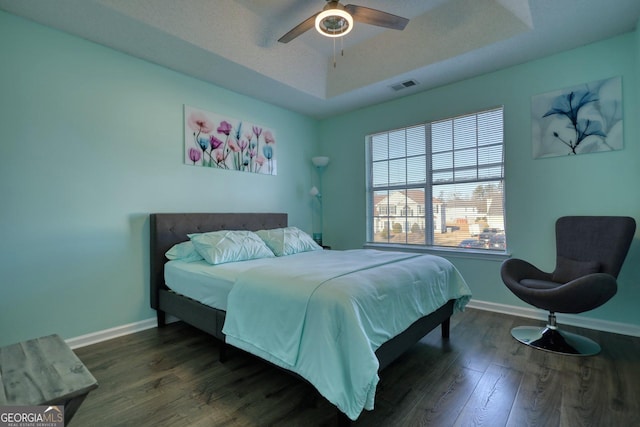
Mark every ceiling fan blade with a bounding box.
[278,12,320,43]
[344,4,409,30]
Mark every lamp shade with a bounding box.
[309,186,320,197]
[312,156,330,167]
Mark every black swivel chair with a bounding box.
[500,216,636,356]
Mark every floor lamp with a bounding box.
[310,156,329,246]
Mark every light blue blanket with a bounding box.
[222,249,471,420]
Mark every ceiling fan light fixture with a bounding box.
[315,8,353,38]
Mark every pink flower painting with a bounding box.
[184,105,276,175]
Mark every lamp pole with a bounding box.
[311,156,330,245]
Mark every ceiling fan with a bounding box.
[278,0,409,43]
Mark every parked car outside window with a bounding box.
[458,239,487,249]
[489,233,506,250]
[478,228,500,241]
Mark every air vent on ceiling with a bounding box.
[390,79,419,91]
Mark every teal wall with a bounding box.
[637,15,640,102]
[320,31,640,327]
[0,11,319,346]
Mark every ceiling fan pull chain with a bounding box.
[333,37,337,68]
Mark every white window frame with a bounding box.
[365,106,506,253]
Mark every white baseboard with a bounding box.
[66,318,158,349]
[65,315,180,349]
[467,299,640,337]
[66,302,639,349]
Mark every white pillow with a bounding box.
[188,230,275,265]
[165,241,204,262]
[256,226,322,257]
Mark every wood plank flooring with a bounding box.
[71,309,640,426]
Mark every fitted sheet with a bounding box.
[164,257,279,310]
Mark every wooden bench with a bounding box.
[0,334,98,424]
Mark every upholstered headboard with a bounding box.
[149,213,288,310]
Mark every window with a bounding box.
[366,107,505,251]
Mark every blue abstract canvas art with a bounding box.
[531,76,623,159]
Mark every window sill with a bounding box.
[363,242,511,262]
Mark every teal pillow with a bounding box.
[165,241,204,262]
[188,230,275,265]
[256,226,322,257]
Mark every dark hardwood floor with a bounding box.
[71,308,640,426]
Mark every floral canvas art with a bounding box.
[184,105,277,175]
[531,76,623,159]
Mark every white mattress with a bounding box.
[164,257,283,310]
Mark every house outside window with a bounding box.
[366,107,506,251]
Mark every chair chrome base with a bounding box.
[511,326,601,356]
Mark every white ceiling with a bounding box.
[1,0,639,119]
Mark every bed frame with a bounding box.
[149,213,454,419]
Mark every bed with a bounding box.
[150,213,471,422]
